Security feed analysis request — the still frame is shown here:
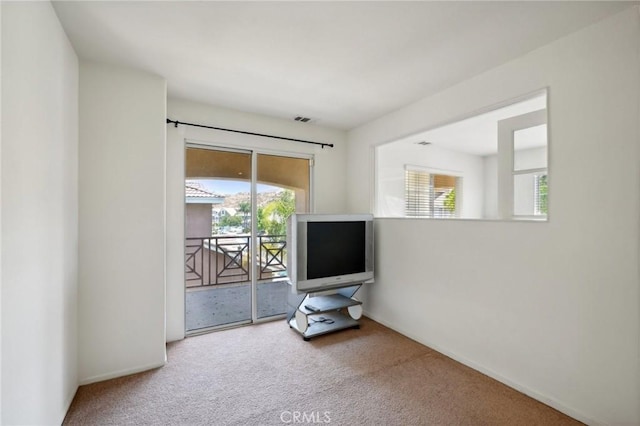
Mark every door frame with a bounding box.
[185,141,314,331]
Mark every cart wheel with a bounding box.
[303,337,311,342]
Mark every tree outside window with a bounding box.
[535,174,548,215]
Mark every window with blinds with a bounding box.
[405,169,459,218]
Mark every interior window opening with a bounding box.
[376,90,548,221]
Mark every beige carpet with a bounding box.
[64,317,580,425]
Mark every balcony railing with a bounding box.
[185,234,287,287]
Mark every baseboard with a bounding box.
[59,383,80,425]
[79,360,166,386]
[362,310,604,426]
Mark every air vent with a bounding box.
[416,141,432,146]
[294,116,312,123]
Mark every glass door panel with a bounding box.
[256,154,310,320]
[185,147,253,332]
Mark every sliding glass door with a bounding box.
[185,146,310,333]
[256,153,310,320]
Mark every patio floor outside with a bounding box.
[186,280,289,332]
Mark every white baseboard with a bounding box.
[362,310,603,426]
[79,360,166,386]
[59,384,80,424]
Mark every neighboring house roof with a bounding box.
[186,181,225,204]
[225,207,237,216]
[212,207,237,217]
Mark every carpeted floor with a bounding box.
[64,317,581,425]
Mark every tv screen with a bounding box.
[287,213,374,293]
[306,221,366,279]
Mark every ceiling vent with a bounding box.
[294,116,312,123]
[416,141,432,146]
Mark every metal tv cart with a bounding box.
[287,284,363,341]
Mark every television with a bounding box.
[286,213,374,293]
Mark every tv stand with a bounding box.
[287,284,363,341]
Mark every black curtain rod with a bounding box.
[166,118,333,149]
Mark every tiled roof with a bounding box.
[185,181,223,198]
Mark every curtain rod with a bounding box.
[166,118,334,149]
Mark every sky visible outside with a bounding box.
[197,178,281,195]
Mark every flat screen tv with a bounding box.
[286,213,374,293]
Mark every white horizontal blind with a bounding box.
[405,169,432,216]
[405,169,458,218]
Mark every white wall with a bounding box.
[1,2,79,424]
[348,7,640,426]
[0,2,4,420]
[78,61,166,383]
[482,155,499,219]
[376,143,484,218]
[166,98,348,341]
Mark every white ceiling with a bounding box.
[52,1,635,130]
[394,92,547,156]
